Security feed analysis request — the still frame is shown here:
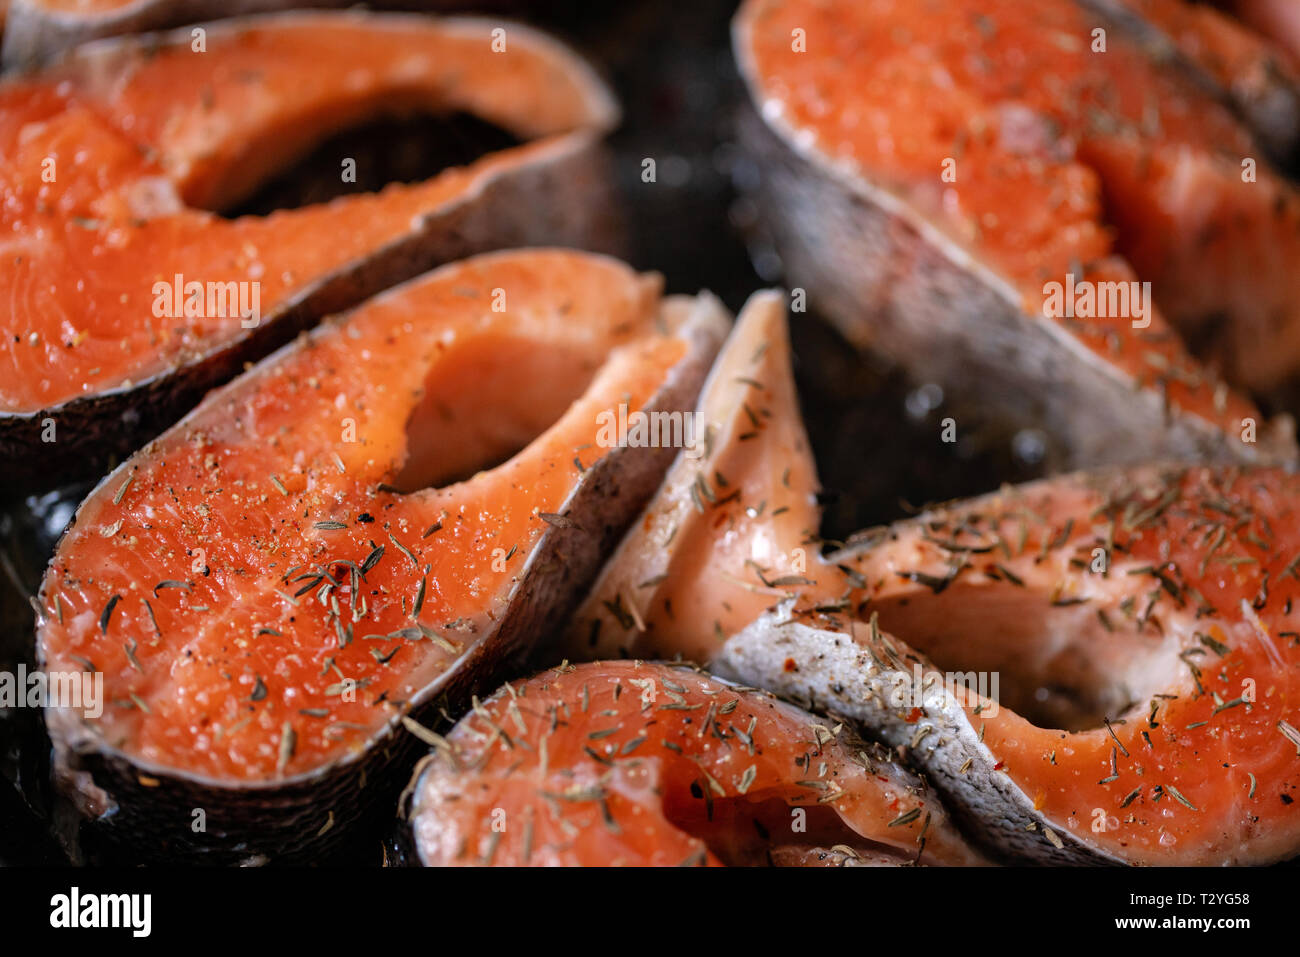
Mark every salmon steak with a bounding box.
[734,0,1300,470]
[718,465,1300,865]
[34,249,728,861]
[405,660,986,866]
[562,288,823,664]
[0,11,618,492]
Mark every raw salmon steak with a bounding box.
[406,660,986,866]
[734,0,1299,470]
[720,466,1300,864]
[35,248,728,861]
[0,11,618,491]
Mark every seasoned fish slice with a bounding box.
[0,11,619,491]
[36,248,728,861]
[407,660,986,866]
[719,465,1300,865]
[734,0,1299,470]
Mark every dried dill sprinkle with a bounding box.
[413,576,427,618]
[737,765,757,795]
[293,577,322,598]
[99,594,122,634]
[887,808,921,827]
[1248,773,1258,799]
[277,722,297,774]
[334,618,353,649]
[1099,747,1120,784]
[1042,827,1065,850]
[1120,787,1141,808]
[153,580,192,596]
[1277,720,1300,755]
[123,639,143,674]
[539,511,575,529]
[400,715,450,750]
[387,531,418,570]
[1103,717,1130,757]
[602,593,635,630]
[129,693,150,714]
[360,544,384,575]
[992,564,1024,586]
[314,521,348,530]
[371,646,400,665]
[143,599,161,637]
[1199,632,1230,656]
[250,675,267,701]
[113,474,134,505]
[269,474,290,496]
[1165,784,1199,811]
[422,521,442,539]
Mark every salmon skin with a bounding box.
[734,0,1299,471]
[719,466,1300,865]
[35,249,728,861]
[406,660,986,866]
[0,11,619,494]
[1083,0,1300,165]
